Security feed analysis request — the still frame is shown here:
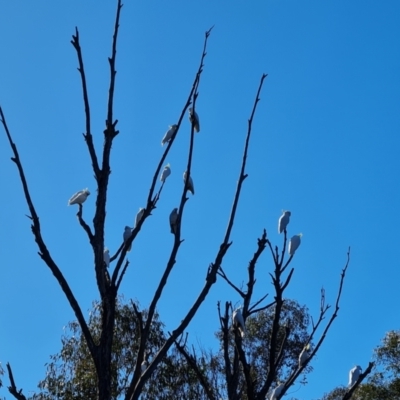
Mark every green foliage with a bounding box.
[31,298,312,399]
[321,386,348,400]
[323,330,400,400]
[199,299,312,398]
[243,299,312,391]
[34,299,206,400]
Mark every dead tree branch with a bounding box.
[6,363,26,400]
[106,0,123,127]
[218,267,246,297]
[342,362,374,400]
[224,74,267,243]
[243,229,268,313]
[0,107,97,361]
[283,248,352,395]
[124,27,214,400]
[70,28,100,177]
[174,340,216,400]
[76,203,95,244]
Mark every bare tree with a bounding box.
[176,240,374,399]
[0,2,373,400]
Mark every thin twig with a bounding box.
[116,259,130,291]
[248,293,270,313]
[174,340,216,400]
[224,74,267,244]
[77,204,95,244]
[218,267,246,297]
[249,300,276,315]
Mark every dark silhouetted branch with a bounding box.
[342,362,374,400]
[116,259,130,292]
[146,26,214,209]
[106,0,123,127]
[125,27,214,400]
[224,74,267,243]
[243,229,268,313]
[174,340,216,400]
[6,363,26,400]
[71,28,100,178]
[0,107,97,361]
[283,249,351,395]
[77,203,95,244]
[218,267,246,297]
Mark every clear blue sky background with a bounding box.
[1,1,399,399]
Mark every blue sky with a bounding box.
[1,1,399,399]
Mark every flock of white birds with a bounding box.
[67,110,361,399]
[67,108,201,257]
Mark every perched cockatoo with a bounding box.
[270,383,284,400]
[161,124,177,145]
[232,306,246,338]
[141,352,148,373]
[183,171,195,194]
[278,210,291,234]
[160,164,171,182]
[298,343,311,367]
[123,226,133,251]
[288,233,302,255]
[135,208,145,228]
[348,365,362,387]
[169,208,179,234]
[68,188,90,205]
[103,248,110,268]
[188,107,200,133]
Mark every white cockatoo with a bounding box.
[169,208,179,234]
[278,210,291,234]
[135,208,145,228]
[232,306,246,338]
[183,171,195,194]
[68,188,90,205]
[123,226,133,251]
[103,248,110,268]
[298,343,310,367]
[161,124,177,145]
[288,233,302,256]
[348,365,362,387]
[270,383,284,400]
[141,352,149,373]
[188,107,200,133]
[160,164,171,182]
